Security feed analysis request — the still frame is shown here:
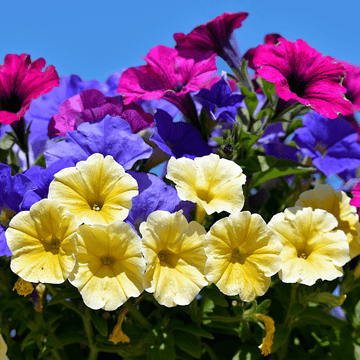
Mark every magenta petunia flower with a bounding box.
[48,88,154,138]
[253,38,354,119]
[117,45,217,120]
[350,180,360,208]
[0,54,59,124]
[340,61,360,111]
[243,33,281,70]
[174,12,248,68]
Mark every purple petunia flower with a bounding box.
[150,109,212,159]
[0,54,59,125]
[44,115,153,170]
[194,72,245,123]
[253,38,354,119]
[174,12,248,69]
[293,111,360,176]
[48,88,154,138]
[125,171,194,232]
[21,157,76,210]
[117,45,217,120]
[258,123,300,162]
[0,164,36,257]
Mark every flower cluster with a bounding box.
[1,10,360,360]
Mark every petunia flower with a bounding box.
[253,38,354,119]
[295,184,360,259]
[48,88,154,138]
[194,72,245,123]
[0,334,9,360]
[44,115,153,170]
[140,210,208,307]
[293,111,360,176]
[117,45,217,120]
[0,54,59,125]
[48,153,138,225]
[69,221,145,311]
[6,199,79,284]
[350,180,360,208]
[268,207,350,285]
[339,60,360,111]
[174,12,248,69]
[166,153,246,221]
[150,109,212,159]
[204,211,282,301]
[0,164,36,257]
[125,171,194,232]
[243,33,281,70]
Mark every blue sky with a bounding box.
[1,0,359,82]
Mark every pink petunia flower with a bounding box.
[340,61,360,111]
[117,45,217,120]
[350,180,360,208]
[0,54,59,124]
[48,88,154,138]
[174,12,248,68]
[253,38,354,119]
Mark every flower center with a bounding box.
[0,93,23,113]
[158,249,179,268]
[92,204,101,211]
[43,236,60,255]
[231,247,246,264]
[196,188,214,204]
[101,256,115,266]
[314,141,327,156]
[287,73,307,97]
[298,252,307,259]
[0,207,16,227]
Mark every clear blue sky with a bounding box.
[1,0,359,82]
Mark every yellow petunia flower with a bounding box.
[268,207,350,286]
[69,221,145,311]
[295,184,360,259]
[204,211,282,302]
[140,210,208,307]
[48,153,138,225]
[6,199,79,284]
[252,314,275,356]
[166,154,246,221]
[0,334,9,360]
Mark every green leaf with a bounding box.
[173,324,214,339]
[256,77,275,100]
[255,299,271,314]
[90,310,108,336]
[353,300,360,327]
[286,118,303,136]
[211,136,224,145]
[33,153,46,168]
[308,292,345,308]
[241,87,259,117]
[256,108,270,121]
[292,307,346,328]
[250,157,315,188]
[200,286,228,307]
[173,330,202,359]
[47,286,81,305]
[232,344,262,360]
[271,326,290,353]
[288,303,305,317]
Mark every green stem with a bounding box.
[83,307,99,360]
[51,348,63,360]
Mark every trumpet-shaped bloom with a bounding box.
[204,211,282,301]
[268,207,350,286]
[174,12,248,68]
[166,154,246,216]
[0,54,59,124]
[117,45,217,120]
[44,116,152,170]
[140,210,208,307]
[48,88,154,138]
[69,221,145,311]
[6,199,79,283]
[293,111,360,176]
[253,38,354,119]
[295,184,360,259]
[48,153,138,225]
